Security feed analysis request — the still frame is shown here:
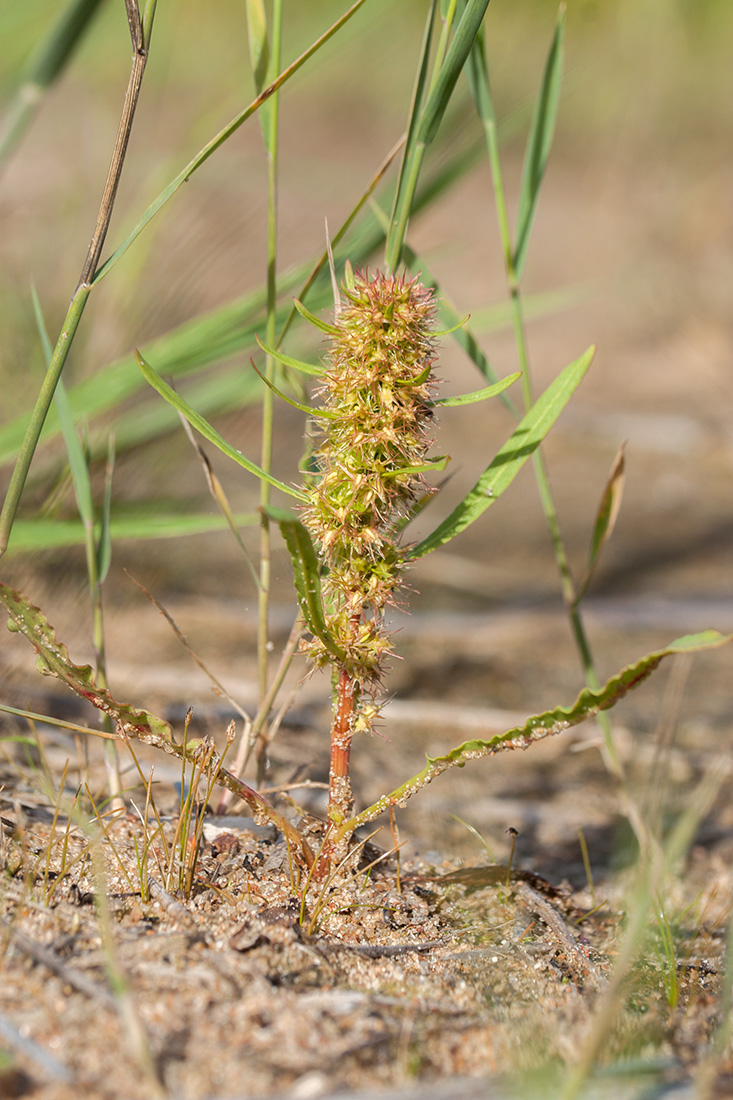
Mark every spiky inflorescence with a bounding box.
[303,271,439,708]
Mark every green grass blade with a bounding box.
[387,0,492,269]
[266,507,346,662]
[92,0,369,285]
[462,1,495,127]
[246,0,269,95]
[386,0,438,269]
[293,299,338,335]
[340,629,733,837]
[96,435,116,584]
[255,336,323,377]
[250,361,332,419]
[407,345,594,559]
[136,351,306,501]
[54,379,94,526]
[4,510,259,553]
[31,283,94,527]
[513,6,565,280]
[417,0,492,148]
[576,442,626,603]
[0,0,105,167]
[433,372,520,407]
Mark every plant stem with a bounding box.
[328,669,356,825]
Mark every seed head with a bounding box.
[303,270,439,705]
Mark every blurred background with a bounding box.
[1,0,731,860]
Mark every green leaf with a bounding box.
[386,0,438,269]
[137,351,307,502]
[339,629,733,838]
[417,0,492,148]
[265,507,346,662]
[250,361,334,419]
[386,0,491,270]
[432,372,520,407]
[576,441,626,603]
[246,0,269,94]
[513,7,565,280]
[4,510,259,554]
[255,335,323,377]
[96,435,116,585]
[0,581,172,741]
[408,345,594,558]
[293,298,338,336]
[0,581,314,866]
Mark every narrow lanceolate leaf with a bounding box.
[339,629,733,838]
[250,361,334,419]
[4,511,259,553]
[246,0,269,94]
[255,335,323,377]
[137,351,307,502]
[576,441,626,603]
[0,580,314,866]
[513,7,565,280]
[408,345,594,559]
[266,507,347,662]
[96,434,116,585]
[417,0,492,147]
[293,299,338,336]
[432,372,520,407]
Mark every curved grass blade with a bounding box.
[432,372,520,407]
[513,6,565,280]
[408,345,594,559]
[294,298,338,336]
[255,335,323,377]
[266,506,346,663]
[137,351,306,502]
[575,441,626,604]
[0,580,314,866]
[339,629,733,838]
[250,360,332,419]
[387,0,491,270]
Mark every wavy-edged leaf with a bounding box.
[432,372,520,407]
[255,335,323,377]
[293,298,338,336]
[576,441,626,603]
[0,581,314,865]
[265,506,346,662]
[339,629,733,837]
[513,7,565,280]
[408,345,594,559]
[137,351,306,502]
